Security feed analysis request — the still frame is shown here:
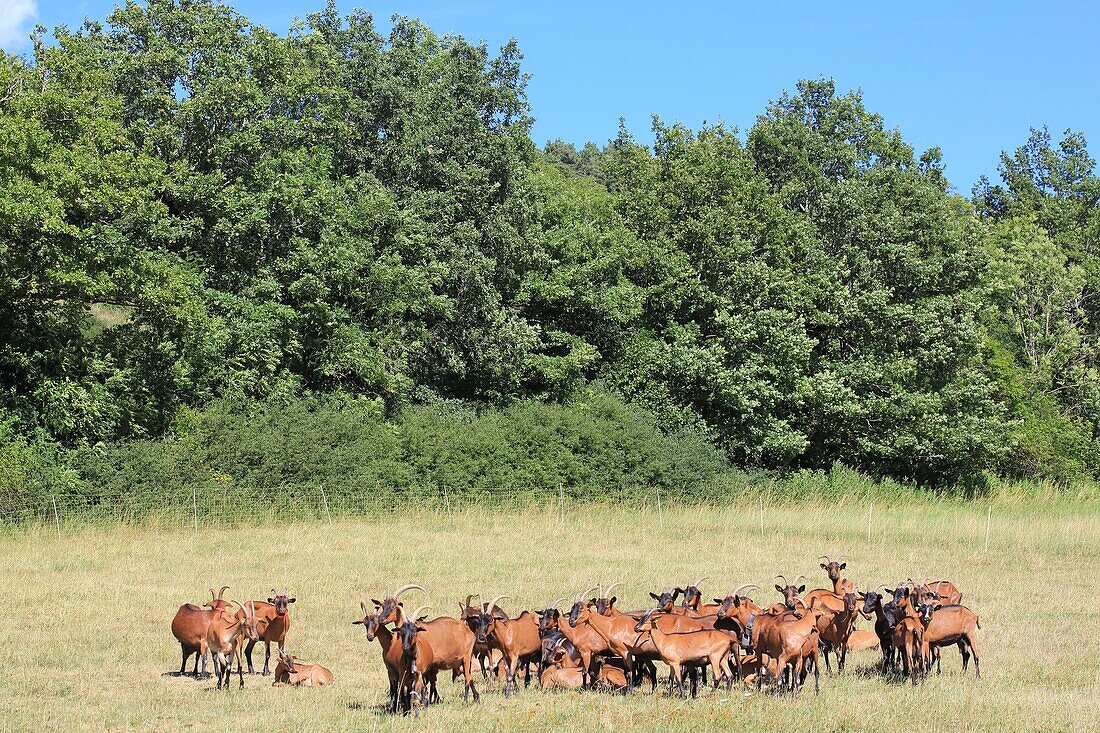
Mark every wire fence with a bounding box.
[0,480,1003,556]
[0,483,697,530]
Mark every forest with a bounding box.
[2,0,1099,506]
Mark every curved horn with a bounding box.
[209,588,217,602]
[576,586,599,603]
[407,605,432,621]
[463,593,480,609]
[217,585,229,600]
[819,555,833,564]
[773,574,789,586]
[392,584,427,601]
[729,583,759,598]
[691,575,709,588]
[604,582,623,598]
[793,575,807,586]
[484,595,509,614]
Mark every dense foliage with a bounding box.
[1,1,1098,496]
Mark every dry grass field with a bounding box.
[1,498,1097,732]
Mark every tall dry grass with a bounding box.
[0,498,1097,731]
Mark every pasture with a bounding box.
[1,497,1097,732]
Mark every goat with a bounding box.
[773,574,808,612]
[206,600,260,690]
[475,595,540,697]
[816,589,862,674]
[352,602,406,713]
[272,649,333,687]
[634,609,734,697]
[242,588,295,676]
[892,607,925,686]
[713,583,762,679]
[540,654,627,692]
[550,588,612,688]
[915,579,963,606]
[372,583,429,626]
[860,587,901,673]
[845,629,880,652]
[569,586,709,693]
[397,604,479,712]
[170,585,231,678]
[679,576,719,614]
[459,593,505,681]
[916,601,981,677]
[818,555,854,594]
[742,601,823,695]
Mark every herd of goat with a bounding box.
[170,556,981,712]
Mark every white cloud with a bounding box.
[0,0,37,51]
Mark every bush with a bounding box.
[68,390,734,510]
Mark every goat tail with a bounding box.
[976,616,981,630]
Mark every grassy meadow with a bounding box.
[1,497,1097,732]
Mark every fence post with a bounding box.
[867,501,873,542]
[558,482,565,524]
[52,497,61,539]
[984,505,991,552]
[319,483,332,524]
[656,487,664,529]
[758,494,764,537]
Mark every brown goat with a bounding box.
[815,590,862,673]
[243,588,295,676]
[916,601,981,677]
[819,555,855,594]
[352,602,407,713]
[892,609,925,686]
[474,595,540,697]
[272,649,333,687]
[634,610,735,697]
[745,601,824,695]
[459,593,506,681]
[773,574,808,612]
[206,600,260,690]
[540,657,627,692]
[846,629,880,652]
[397,605,479,712]
[915,579,963,606]
[169,586,233,677]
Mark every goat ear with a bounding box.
[885,588,894,595]
[610,597,617,605]
[267,598,275,604]
[819,563,827,570]
[839,563,846,570]
[774,584,784,593]
[352,619,364,625]
[857,593,866,600]
[798,585,806,594]
[713,598,723,604]
[371,598,383,608]
[288,598,296,604]
[649,592,660,601]
[933,603,943,610]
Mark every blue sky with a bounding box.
[5,1,1098,192]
